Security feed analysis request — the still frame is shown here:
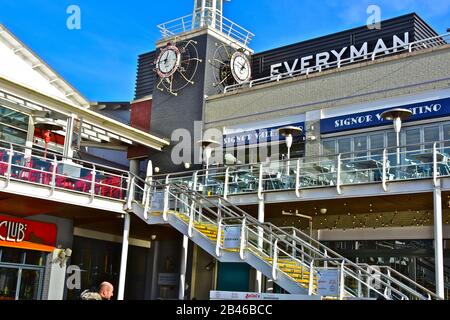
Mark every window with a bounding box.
[322,121,450,159]
[0,105,29,147]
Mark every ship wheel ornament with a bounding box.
[155,40,202,96]
[209,43,252,92]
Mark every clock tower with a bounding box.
[139,0,254,173]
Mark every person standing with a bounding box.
[81,282,114,300]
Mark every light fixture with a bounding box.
[154,167,160,173]
[320,208,328,214]
[184,162,191,170]
[197,139,221,170]
[380,108,413,165]
[53,248,72,268]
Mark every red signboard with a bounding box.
[0,216,57,252]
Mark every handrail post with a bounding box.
[224,167,230,199]
[382,148,388,192]
[295,159,301,198]
[308,260,315,295]
[358,270,363,298]
[163,175,171,222]
[5,144,13,188]
[50,155,57,196]
[336,154,342,195]
[216,218,223,257]
[272,239,279,281]
[126,174,135,211]
[258,163,263,200]
[239,218,247,260]
[192,171,198,191]
[188,203,194,238]
[339,260,345,300]
[433,142,439,187]
[324,249,328,269]
[90,165,97,203]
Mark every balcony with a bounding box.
[153,140,450,204]
[157,8,254,48]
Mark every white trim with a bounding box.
[318,225,450,241]
[73,227,151,248]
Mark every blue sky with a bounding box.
[0,0,449,102]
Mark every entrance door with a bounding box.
[0,265,44,300]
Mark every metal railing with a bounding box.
[224,33,450,93]
[0,141,129,201]
[157,8,254,47]
[129,176,441,299]
[152,139,450,199]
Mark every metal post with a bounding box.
[224,167,230,199]
[433,184,445,299]
[163,176,171,222]
[216,218,223,257]
[339,261,345,300]
[295,159,301,198]
[272,240,279,281]
[63,115,75,160]
[396,131,401,166]
[179,235,189,300]
[256,198,264,293]
[258,163,263,200]
[308,260,315,295]
[336,154,342,194]
[239,218,247,260]
[117,213,130,300]
[382,148,388,191]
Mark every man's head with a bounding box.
[98,282,114,300]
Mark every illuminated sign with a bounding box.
[0,216,57,252]
[321,98,450,134]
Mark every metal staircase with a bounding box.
[127,174,441,300]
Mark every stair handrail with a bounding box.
[132,175,440,300]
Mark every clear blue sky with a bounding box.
[0,0,449,102]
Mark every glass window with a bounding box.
[337,138,351,158]
[25,251,46,267]
[0,106,29,131]
[0,268,18,300]
[444,124,450,154]
[405,128,421,152]
[1,248,24,264]
[424,126,439,150]
[0,124,27,146]
[354,136,368,158]
[370,134,384,157]
[322,140,336,156]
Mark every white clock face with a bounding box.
[156,46,181,78]
[230,52,251,84]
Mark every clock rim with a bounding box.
[155,45,181,79]
[230,51,251,84]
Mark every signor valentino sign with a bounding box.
[223,122,305,148]
[321,97,450,134]
[270,33,410,78]
[0,215,57,252]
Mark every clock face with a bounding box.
[155,45,181,78]
[230,52,251,84]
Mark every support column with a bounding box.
[63,115,75,160]
[150,240,160,300]
[25,117,35,159]
[256,197,264,293]
[117,213,130,300]
[130,159,141,176]
[433,185,445,299]
[179,236,189,300]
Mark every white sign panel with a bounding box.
[223,226,241,249]
[317,269,340,296]
[158,273,178,286]
[151,191,164,212]
[210,291,321,300]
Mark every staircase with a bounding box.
[128,175,441,300]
